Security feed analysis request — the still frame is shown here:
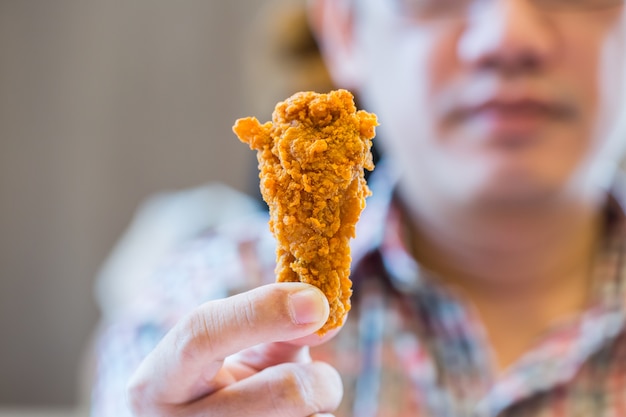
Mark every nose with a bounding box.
[458,0,558,75]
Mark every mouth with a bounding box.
[462,100,572,139]
[442,82,577,144]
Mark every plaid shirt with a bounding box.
[92,163,626,417]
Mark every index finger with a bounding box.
[127,282,330,406]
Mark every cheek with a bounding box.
[557,12,626,160]
[595,18,626,160]
[425,25,463,113]
[561,12,626,175]
[359,24,455,156]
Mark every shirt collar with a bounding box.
[351,159,435,294]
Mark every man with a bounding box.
[97,0,626,415]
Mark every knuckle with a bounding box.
[188,306,214,342]
[267,364,322,415]
[283,366,314,405]
[175,306,217,362]
[235,292,258,330]
[125,373,150,416]
[125,370,177,417]
[169,290,269,368]
[314,361,343,409]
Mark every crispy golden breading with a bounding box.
[233,89,377,335]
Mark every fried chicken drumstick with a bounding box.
[233,89,377,335]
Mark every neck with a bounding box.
[404,188,604,291]
[401,185,605,369]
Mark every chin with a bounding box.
[476,182,558,208]
[457,139,587,202]
[468,164,577,209]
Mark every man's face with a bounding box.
[350,0,626,208]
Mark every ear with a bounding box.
[307,0,363,90]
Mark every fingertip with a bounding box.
[287,286,330,326]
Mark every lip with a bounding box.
[440,78,577,143]
[449,97,574,144]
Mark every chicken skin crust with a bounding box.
[233,89,377,335]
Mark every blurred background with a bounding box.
[0,0,302,413]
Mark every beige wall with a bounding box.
[0,0,263,405]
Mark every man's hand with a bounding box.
[127,282,343,416]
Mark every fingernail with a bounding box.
[288,288,327,325]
